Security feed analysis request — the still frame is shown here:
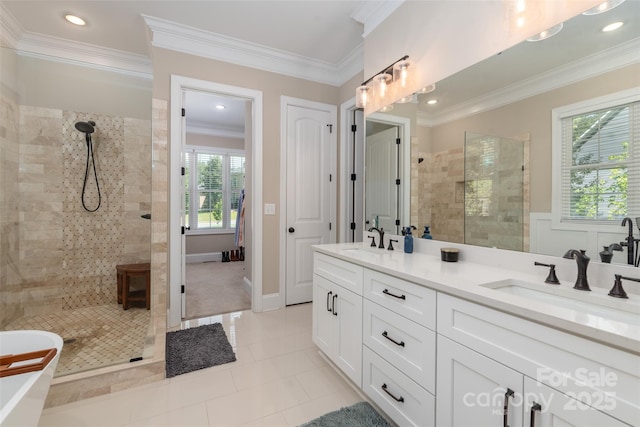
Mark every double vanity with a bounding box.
[312,239,640,426]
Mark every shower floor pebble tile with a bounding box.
[4,304,150,376]
[39,304,365,427]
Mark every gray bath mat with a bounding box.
[165,323,236,378]
[299,401,391,427]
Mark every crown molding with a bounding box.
[417,37,640,127]
[143,14,362,87]
[0,3,23,48]
[16,32,152,79]
[351,0,405,38]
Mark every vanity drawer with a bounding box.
[314,252,363,295]
[362,346,435,427]
[363,300,435,393]
[364,269,436,328]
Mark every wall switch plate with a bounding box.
[264,203,276,215]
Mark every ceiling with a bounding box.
[2,0,380,137]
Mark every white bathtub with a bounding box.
[0,330,63,427]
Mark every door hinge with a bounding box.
[395,219,400,226]
[329,174,332,182]
[396,138,401,145]
[181,285,185,293]
[351,124,357,132]
[396,179,401,185]
[181,226,185,235]
[327,124,333,134]
[350,173,356,181]
[181,108,186,117]
[329,222,332,230]
[181,167,185,176]
[350,222,356,230]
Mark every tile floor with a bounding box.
[5,305,150,376]
[38,303,364,427]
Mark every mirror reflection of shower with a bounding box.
[75,120,102,212]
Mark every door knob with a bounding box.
[288,227,295,233]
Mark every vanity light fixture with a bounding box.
[526,22,563,42]
[582,0,625,15]
[64,14,86,26]
[355,55,410,110]
[416,83,436,94]
[602,21,624,32]
[215,104,226,110]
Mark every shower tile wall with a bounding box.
[0,86,21,326]
[0,105,151,327]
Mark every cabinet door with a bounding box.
[436,335,524,427]
[334,286,363,386]
[524,377,629,427]
[312,274,336,357]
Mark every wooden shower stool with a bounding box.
[116,263,151,310]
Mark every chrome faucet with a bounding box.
[620,217,635,266]
[563,249,590,291]
[369,227,385,249]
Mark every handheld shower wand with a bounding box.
[74,121,101,212]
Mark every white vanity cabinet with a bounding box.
[361,269,437,426]
[312,253,363,386]
[436,294,637,427]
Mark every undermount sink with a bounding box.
[480,279,640,326]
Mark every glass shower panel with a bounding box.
[464,132,524,251]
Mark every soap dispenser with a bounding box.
[404,226,414,254]
[422,226,432,239]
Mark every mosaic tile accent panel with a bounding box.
[3,305,150,376]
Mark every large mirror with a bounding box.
[365,0,640,265]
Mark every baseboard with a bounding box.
[243,276,251,295]
[261,293,282,312]
[186,252,220,263]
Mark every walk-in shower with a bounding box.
[75,120,102,212]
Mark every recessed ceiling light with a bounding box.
[64,14,86,26]
[602,21,624,32]
[582,0,625,15]
[526,23,563,42]
[427,99,438,105]
[215,105,226,110]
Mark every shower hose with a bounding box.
[82,139,102,212]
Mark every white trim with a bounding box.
[0,3,23,48]
[143,14,362,87]
[243,277,252,295]
[261,293,282,312]
[339,98,358,243]
[418,38,640,127]
[169,75,263,328]
[279,96,338,309]
[186,252,221,264]
[367,112,412,231]
[551,87,640,233]
[350,0,405,38]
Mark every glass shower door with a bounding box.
[464,132,525,251]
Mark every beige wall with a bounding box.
[186,132,244,150]
[151,47,352,295]
[427,63,640,213]
[364,0,601,107]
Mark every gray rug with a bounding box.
[300,402,391,427]
[165,323,236,378]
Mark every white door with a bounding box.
[180,90,188,318]
[365,126,398,232]
[285,103,333,305]
[312,274,336,356]
[334,287,363,385]
[436,335,524,427]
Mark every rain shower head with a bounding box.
[75,121,95,134]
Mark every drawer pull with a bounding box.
[503,388,515,427]
[529,402,542,427]
[326,291,332,312]
[382,331,405,347]
[382,288,406,300]
[381,383,404,403]
[332,294,338,316]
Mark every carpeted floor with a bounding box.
[299,402,390,427]
[165,323,236,378]
[185,261,250,319]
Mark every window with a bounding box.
[184,147,245,233]
[553,89,639,227]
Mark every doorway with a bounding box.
[169,75,264,328]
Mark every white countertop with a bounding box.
[313,242,640,355]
